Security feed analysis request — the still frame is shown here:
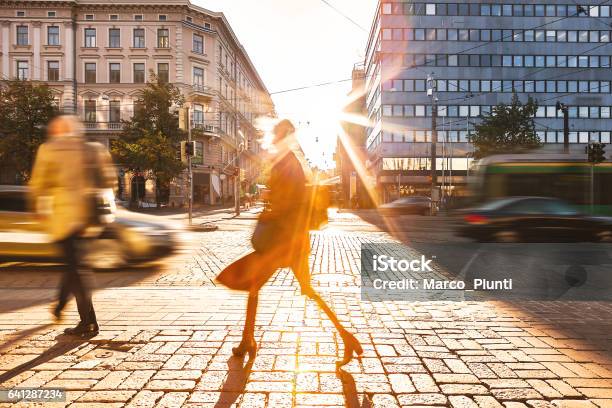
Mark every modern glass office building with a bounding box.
[364,1,612,203]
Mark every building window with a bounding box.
[47,61,59,81]
[47,26,60,45]
[109,28,121,48]
[85,14,94,21]
[133,101,144,117]
[133,28,145,48]
[133,63,145,83]
[134,14,143,21]
[193,67,204,87]
[109,101,121,123]
[16,26,28,46]
[157,28,169,48]
[193,34,204,54]
[16,61,28,80]
[16,10,25,17]
[84,100,96,122]
[109,63,121,83]
[186,16,193,22]
[84,28,96,47]
[193,104,204,124]
[204,22,212,29]
[48,11,56,17]
[84,62,96,83]
[157,63,169,83]
[110,14,118,20]
[159,15,167,21]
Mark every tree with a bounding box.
[470,93,542,159]
[0,80,60,182]
[112,72,185,207]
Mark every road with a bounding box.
[0,208,610,407]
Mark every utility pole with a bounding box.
[179,107,193,226]
[233,52,241,216]
[235,149,241,216]
[556,102,569,153]
[187,107,193,226]
[71,9,78,114]
[427,73,438,215]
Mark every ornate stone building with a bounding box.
[0,0,274,205]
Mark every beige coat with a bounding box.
[29,136,117,241]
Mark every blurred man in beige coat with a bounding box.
[30,115,116,337]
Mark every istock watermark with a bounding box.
[360,243,612,301]
[372,254,434,272]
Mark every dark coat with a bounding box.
[216,147,313,292]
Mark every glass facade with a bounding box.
[365,1,612,151]
[365,0,612,194]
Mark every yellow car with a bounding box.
[0,185,176,270]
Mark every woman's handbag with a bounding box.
[305,184,330,231]
[251,211,286,252]
[251,184,329,251]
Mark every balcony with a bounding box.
[191,83,215,98]
[192,122,219,138]
[84,122,124,132]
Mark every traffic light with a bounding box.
[185,141,194,156]
[178,108,188,131]
[587,143,606,164]
[593,143,606,163]
[180,141,196,164]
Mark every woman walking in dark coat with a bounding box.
[216,119,363,367]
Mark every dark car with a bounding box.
[379,196,434,216]
[458,197,612,242]
[0,185,176,270]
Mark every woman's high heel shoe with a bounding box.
[232,337,257,360]
[336,330,363,368]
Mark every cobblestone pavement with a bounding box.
[0,210,610,407]
[0,210,396,289]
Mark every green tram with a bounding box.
[471,154,612,216]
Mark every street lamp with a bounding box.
[427,73,439,214]
[177,105,193,225]
[556,102,569,153]
[234,129,245,215]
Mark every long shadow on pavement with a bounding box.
[0,323,54,354]
[214,356,254,408]
[0,263,163,314]
[337,368,371,408]
[0,333,87,384]
[355,210,612,359]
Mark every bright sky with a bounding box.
[193,0,375,169]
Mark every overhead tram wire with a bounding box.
[404,0,611,75]
[319,0,368,32]
[19,0,606,122]
[437,7,605,97]
[570,1,612,30]
[269,0,611,96]
[434,41,612,106]
[6,0,609,99]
